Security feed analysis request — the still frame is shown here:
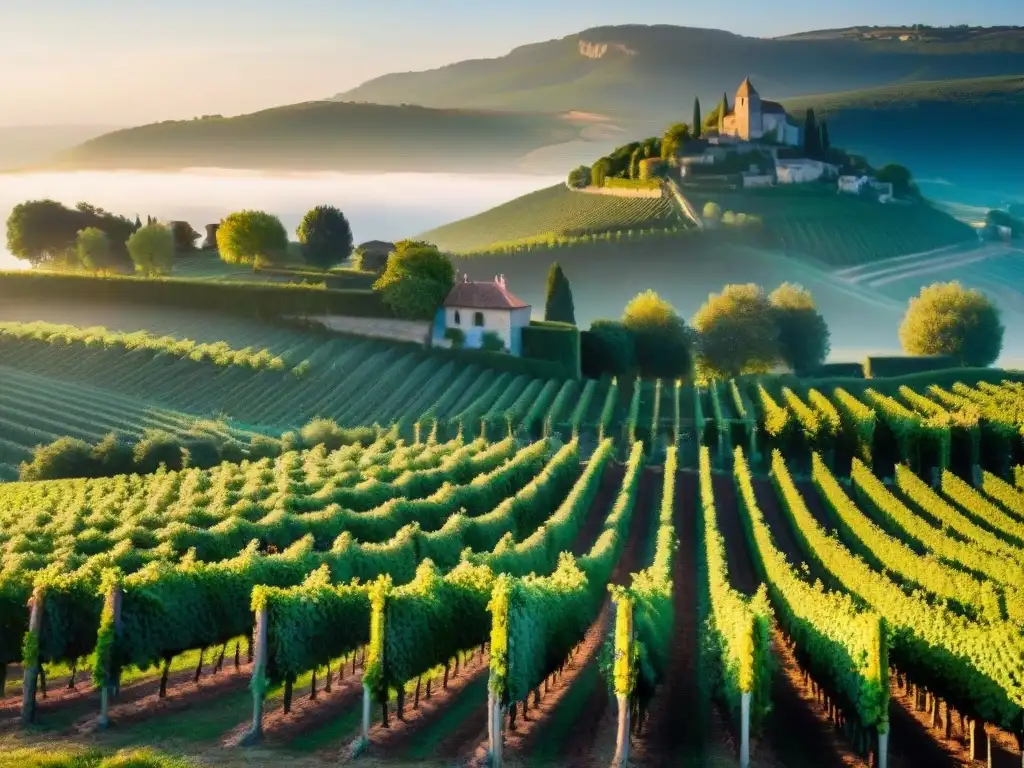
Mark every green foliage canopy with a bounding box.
[296,205,354,270]
[6,199,135,268]
[693,283,780,378]
[75,227,115,272]
[622,290,692,379]
[127,223,175,276]
[898,282,1003,366]
[373,240,455,320]
[215,210,289,266]
[769,283,831,372]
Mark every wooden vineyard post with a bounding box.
[740,691,751,768]
[611,591,633,768]
[970,719,987,761]
[21,586,44,725]
[240,605,268,746]
[487,688,503,768]
[97,584,123,730]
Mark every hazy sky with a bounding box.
[3,0,1020,126]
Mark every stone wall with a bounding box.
[572,184,664,199]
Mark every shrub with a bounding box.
[480,331,506,352]
[444,327,465,349]
[299,419,377,451]
[583,320,635,378]
[19,438,98,482]
[521,320,580,378]
[91,433,134,476]
[133,430,186,474]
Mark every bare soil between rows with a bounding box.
[463,465,657,767]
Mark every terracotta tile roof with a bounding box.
[444,278,529,310]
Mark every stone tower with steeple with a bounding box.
[734,77,763,141]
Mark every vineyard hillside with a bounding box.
[417,183,683,253]
[3,373,1024,767]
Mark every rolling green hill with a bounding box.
[422,183,975,265]
[782,75,1024,202]
[337,24,1024,126]
[42,102,596,173]
[419,183,682,252]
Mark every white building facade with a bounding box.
[441,276,531,354]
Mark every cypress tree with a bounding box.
[718,92,729,132]
[544,263,576,325]
[692,97,702,138]
[134,214,142,231]
[803,109,820,159]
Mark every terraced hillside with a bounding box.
[677,186,977,268]
[4,375,1024,767]
[419,184,683,254]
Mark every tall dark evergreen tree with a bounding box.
[803,109,820,159]
[692,97,702,138]
[544,263,576,325]
[134,214,142,231]
[719,92,729,132]
[820,121,831,160]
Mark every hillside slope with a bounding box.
[783,75,1024,203]
[423,183,975,265]
[337,24,1024,123]
[419,184,682,252]
[43,103,596,173]
[0,125,120,171]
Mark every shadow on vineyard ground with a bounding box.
[454,465,653,767]
[713,473,865,768]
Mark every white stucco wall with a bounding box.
[446,306,514,350]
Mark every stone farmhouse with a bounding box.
[438,275,531,355]
[720,78,801,147]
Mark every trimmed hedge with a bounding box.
[863,355,958,379]
[521,320,581,379]
[255,266,377,290]
[800,362,865,379]
[0,270,393,319]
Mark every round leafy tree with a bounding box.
[296,205,353,270]
[899,282,1003,367]
[127,223,174,276]
[693,283,780,378]
[622,290,692,379]
[75,227,114,272]
[373,240,455,320]
[216,210,288,266]
[768,283,830,373]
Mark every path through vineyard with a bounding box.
[629,470,722,766]
[494,464,656,766]
[713,473,864,768]
[536,464,662,767]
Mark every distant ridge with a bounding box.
[335,24,1024,125]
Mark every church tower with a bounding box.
[735,77,763,140]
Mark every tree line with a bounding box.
[5,201,359,275]
[543,265,1004,380]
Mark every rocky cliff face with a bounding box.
[577,40,637,59]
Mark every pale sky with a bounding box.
[2,0,1019,126]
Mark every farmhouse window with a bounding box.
[453,310,461,325]
[474,312,485,327]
